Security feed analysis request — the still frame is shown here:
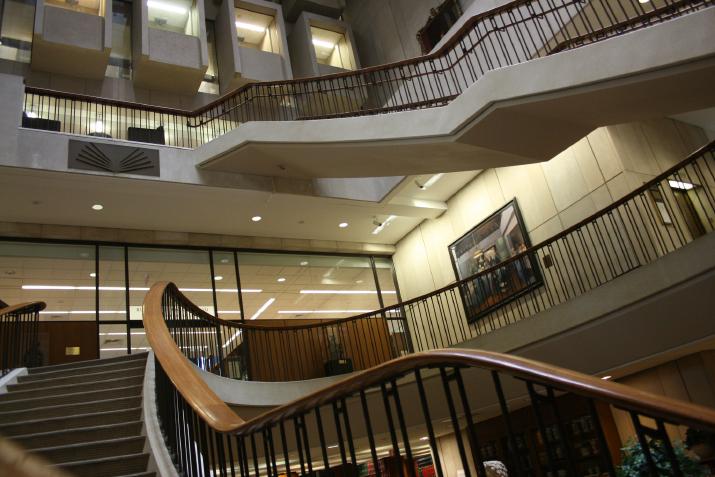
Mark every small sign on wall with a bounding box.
[65,346,81,356]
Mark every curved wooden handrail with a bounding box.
[0,302,46,316]
[145,281,715,436]
[143,282,245,432]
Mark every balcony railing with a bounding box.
[21,0,712,148]
[148,140,714,383]
[0,301,45,376]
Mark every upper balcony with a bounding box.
[31,0,112,79]
[8,0,715,179]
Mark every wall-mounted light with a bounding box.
[312,38,335,49]
[147,0,187,15]
[372,215,396,235]
[235,21,266,33]
[668,179,695,190]
[415,173,444,190]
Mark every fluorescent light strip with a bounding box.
[41,310,125,315]
[250,298,275,321]
[299,290,397,294]
[235,20,266,33]
[23,285,262,293]
[147,0,187,15]
[422,173,444,189]
[372,215,396,235]
[669,179,695,190]
[278,310,372,314]
[312,38,335,49]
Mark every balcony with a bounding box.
[31,0,111,79]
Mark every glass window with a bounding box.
[373,257,399,308]
[0,0,34,63]
[310,26,354,70]
[0,241,96,321]
[199,20,219,94]
[45,0,102,16]
[237,253,380,321]
[212,251,242,321]
[147,0,198,36]
[107,0,132,79]
[98,246,126,322]
[235,7,279,54]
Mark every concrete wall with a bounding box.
[392,119,710,300]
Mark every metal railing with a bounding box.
[0,301,45,376]
[149,141,714,383]
[21,0,713,148]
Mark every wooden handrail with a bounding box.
[145,282,715,436]
[0,437,73,477]
[0,302,46,316]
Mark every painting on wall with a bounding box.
[448,199,542,322]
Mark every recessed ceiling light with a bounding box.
[277,277,286,282]
[419,436,429,441]
[25,111,38,118]
[89,272,96,278]
[214,276,223,281]
[235,20,266,33]
[638,0,649,3]
[356,279,363,284]
[601,375,612,380]
[338,222,348,228]
[92,204,104,211]
[251,216,262,222]
[299,261,309,266]
[220,258,229,264]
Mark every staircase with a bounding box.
[0,353,153,477]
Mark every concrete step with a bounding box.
[0,407,141,435]
[58,452,150,477]
[0,384,142,412]
[0,373,144,401]
[33,436,146,464]
[0,395,141,423]
[13,421,143,450]
[13,361,146,389]
[27,353,147,376]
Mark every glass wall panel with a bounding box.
[235,7,279,54]
[212,251,241,320]
[147,0,199,36]
[374,257,399,308]
[0,0,34,63]
[99,323,129,358]
[98,246,126,322]
[237,253,380,321]
[107,0,132,79]
[0,241,96,321]
[310,26,354,70]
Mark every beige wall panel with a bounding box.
[495,162,558,232]
[392,228,435,300]
[541,144,591,212]
[586,127,623,181]
[419,215,459,289]
[607,123,661,176]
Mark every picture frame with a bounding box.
[448,199,542,323]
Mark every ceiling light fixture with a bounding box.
[300,290,397,295]
[312,38,335,49]
[25,111,38,118]
[147,0,187,15]
[327,444,339,449]
[668,179,695,190]
[235,20,266,32]
[601,375,612,380]
[415,173,444,190]
[278,310,372,314]
[90,272,97,278]
[277,277,286,282]
[419,436,429,441]
[23,285,262,293]
[91,120,105,134]
[338,222,349,228]
[250,298,275,320]
[214,275,223,281]
[251,216,262,222]
[638,0,650,3]
[92,204,104,211]
[300,260,309,266]
[372,215,396,235]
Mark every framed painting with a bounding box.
[448,199,542,323]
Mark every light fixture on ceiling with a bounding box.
[23,284,262,293]
[25,111,38,118]
[327,444,339,449]
[419,436,429,441]
[312,38,335,49]
[235,20,266,33]
[372,215,396,235]
[147,0,187,15]
[299,260,309,266]
[638,0,650,3]
[92,204,104,211]
[89,272,96,278]
[278,309,372,314]
[300,289,396,294]
[91,120,105,134]
[251,216,262,222]
[601,375,612,380]
[214,275,223,281]
[277,277,286,282]
[668,179,695,190]
[220,258,229,264]
[338,222,349,228]
[250,298,275,320]
[415,173,444,190]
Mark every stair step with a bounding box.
[0,374,144,401]
[27,353,147,376]
[118,473,156,477]
[0,385,142,412]
[0,395,141,423]
[0,407,141,435]
[58,452,150,477]
[14,421,143,449]
[33,436,146,464]
[13,362,146,389]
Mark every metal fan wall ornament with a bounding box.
[68,140,160,177]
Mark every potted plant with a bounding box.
[686,428,715,462]
[617,438,707,476]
